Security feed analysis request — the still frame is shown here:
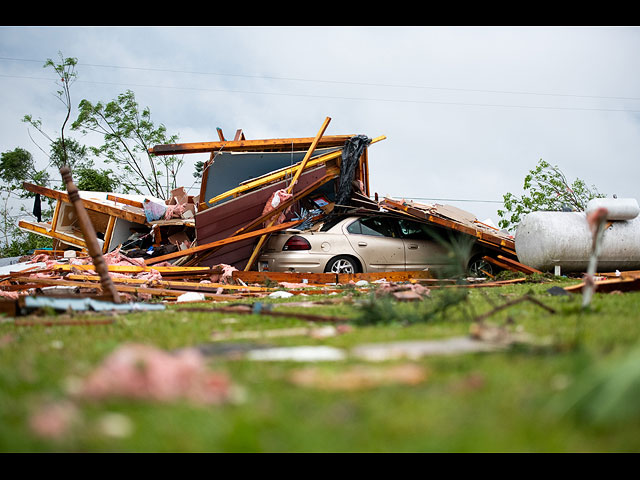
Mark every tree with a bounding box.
[497,159,605,232]
[22,55,118,195]
[0,148,53,256]
[72,89,183,200]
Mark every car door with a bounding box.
[344,217,405,272]
[397,218,450,270]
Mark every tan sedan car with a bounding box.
[257,214,494,276]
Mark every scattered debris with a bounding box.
[289,364,427,391]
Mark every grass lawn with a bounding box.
[1,276,640,452]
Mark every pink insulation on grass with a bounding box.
[78,343,232,405]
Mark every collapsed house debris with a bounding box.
[9,116,639,312]
[18,182,197,260]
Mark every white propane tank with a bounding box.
[586,197,639,221]
[515,207,640,273]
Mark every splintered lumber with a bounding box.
[336,270,435,283]
[483,255,542,275]
[146,219,303,266]
[244,117,332,271]
[148,135,355,156]
[234,271,339,285]
[564,276,640,294]
[232,270,436,285]
[66,274,271,292]
[60,167,121,304]
[288,117,331,194]
[10,276,241,300]
[52,264,215,275]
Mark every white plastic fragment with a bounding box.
[176,292,206,303]
[247,346,347,362]
[268,291,294,299]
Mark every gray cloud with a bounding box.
[1,26,639,225]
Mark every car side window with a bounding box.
[358,217,397,238]
[346,220,362,234]
[398,219,432,240]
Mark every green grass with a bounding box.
[2,277,640,452]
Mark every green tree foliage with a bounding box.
[497,159,605,232]
[72,90,183,200]
[0,147,50,191]
[0,148,54,256]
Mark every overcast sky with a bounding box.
[1,26,639,226]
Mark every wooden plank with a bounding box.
[18,220,87,249]
[564,277,640,294]
[336,270,435,283]
[103,216,116,254]
[216,127,226,141]
[145,219,303,265]
[483,256,519,273]
[149,135,355,156]
[66,274,270,292]
[10,276,242,300]
[106,195,144,209]
[53,264,215,274]
[233,271,338,284]
[496,255,542,275]
[288,117,331,195]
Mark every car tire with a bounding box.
[467,255,493,277]
[324,255,361,274]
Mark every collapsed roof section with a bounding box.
[146,118,384,270]
[18,182,196,257]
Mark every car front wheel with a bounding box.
[324,255,361,274]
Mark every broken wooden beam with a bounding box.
[148,135,355,156]
[243,117,332,272]
[145,219,303,265]
[10,276,241,301]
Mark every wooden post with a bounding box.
[243,117,331,271]
[59,167,121,303]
